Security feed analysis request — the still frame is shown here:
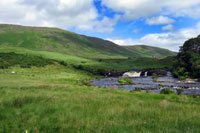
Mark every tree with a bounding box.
[172,35,200,79]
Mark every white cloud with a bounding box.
[108,22,200,51]
[102,0,161,20]
[102,0,200,20]
[146,16,175,25]
[108,38,139,46]
[87,15,120,33]
[0,0,116,33]
[162,24,174,31]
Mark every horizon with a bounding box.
[0,0,200,51]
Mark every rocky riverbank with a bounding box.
[105,69,168,77]
[91,72,200,96]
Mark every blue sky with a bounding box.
[0,0,200,51]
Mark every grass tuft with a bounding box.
[118,77,133,84]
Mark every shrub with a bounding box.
[77,65,84,70]
[60,61,67,66]
[118,77,132,85]
[135,87,142,92]
[81,61,87,64]
[146,90,150,93]
[0,52,54,69]
[81,80,91,86]
[192,94,198,98]
[152,73,158,82]
[97,69,106,76]
[158,83,164,87]
[160,88,176,94]
[98,59,102,62]
[176,89,184,95]
[0,60,9,69]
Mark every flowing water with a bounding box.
[91,72,200,96]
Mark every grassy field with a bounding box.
[0,64,200,132]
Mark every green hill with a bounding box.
[0,24,175,58]
[123,45,177,58]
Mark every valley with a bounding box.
[0,24,199,132]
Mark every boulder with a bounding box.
[106,71,127,77]
[147,70,167,76]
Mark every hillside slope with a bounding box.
[123,45,177,58]
[0,24,175,58]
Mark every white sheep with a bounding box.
[11,71,15,74]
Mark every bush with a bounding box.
[146,90,150,93]
[152,73,157,82]
[98,59,102,62]
[81,61,87,64]
[97,69,106,76]
[118,77,132,85]
[77,65,84,70]
[160,88,176,94]
[135,87,142,92]
[192,94,198,98]
[60,61,67,66]
[176,89,184,95]
[0,60,9,69]
[81,80,91,86]
[0,52,54,69]
[158,83,164,87]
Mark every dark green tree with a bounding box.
[172,35,200,79]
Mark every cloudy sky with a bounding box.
[1,0,200,51]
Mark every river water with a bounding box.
[91,72,200,96]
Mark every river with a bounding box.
[91,72,200,96]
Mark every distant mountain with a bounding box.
[123,45,177,58]
[0,24,176,58]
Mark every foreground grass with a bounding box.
[0,65,200,132]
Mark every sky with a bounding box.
[1,0,200,51]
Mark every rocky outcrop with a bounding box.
[146,70,168,76]
[140,70,168,76]
[106,69,168,77]
[105,71,127,77]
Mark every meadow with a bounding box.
[0,51,200,132]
